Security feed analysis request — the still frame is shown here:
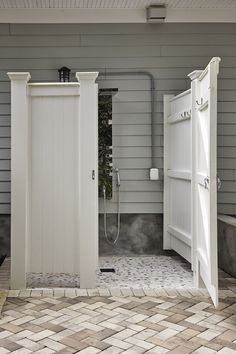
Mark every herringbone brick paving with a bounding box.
[0,294,235,353]
[1,259,236,352]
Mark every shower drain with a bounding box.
[100,268,115,273]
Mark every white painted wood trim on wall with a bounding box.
[0,9,146,23]
[166,8,236,23]
[0,8,236,23]
[7,72,31,289]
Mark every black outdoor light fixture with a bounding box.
[58,66,71,82]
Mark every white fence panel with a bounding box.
[8,73,98,289]
[30,87,79,274]
[164,89,192,264]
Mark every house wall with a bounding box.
[0,23,236,216]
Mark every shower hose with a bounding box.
[103,168,121,245]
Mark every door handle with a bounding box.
[92,170,95,180]
[204,176,210,189]
[217,176,222,190]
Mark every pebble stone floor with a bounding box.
[26,255,193,289]
[0,258,236,353]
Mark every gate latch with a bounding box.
[92,170,95,180]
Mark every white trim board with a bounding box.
[0,8,236,23]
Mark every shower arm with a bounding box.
[98,71,156,169]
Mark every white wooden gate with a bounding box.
[8,72,99,289]
[190,58,221,307]
[164,57,220,306]
[164,90,192,263]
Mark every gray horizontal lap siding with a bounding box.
[0,23,235,214]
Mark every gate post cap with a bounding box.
[76,72,99,82]
[7,72,31,81]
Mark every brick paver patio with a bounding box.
[0,258,235,352]
[0,292,235,353]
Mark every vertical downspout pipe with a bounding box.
[99,71,156,168]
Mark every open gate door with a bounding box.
[189,57,221,307]
[164,57,220,306]
[164,90,193,264]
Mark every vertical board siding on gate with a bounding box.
[164,91,192,263]
[30,91,79,273]
[0,23,236,214]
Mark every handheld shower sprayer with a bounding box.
[103,167,121,245]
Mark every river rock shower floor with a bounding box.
[27,255,193,288]
[98,255,193,288]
